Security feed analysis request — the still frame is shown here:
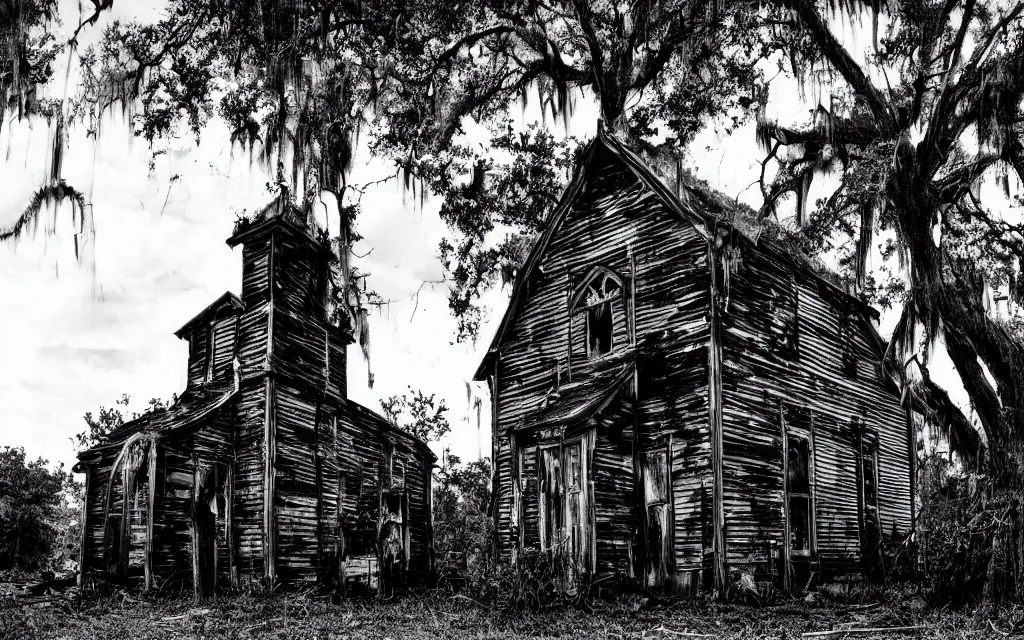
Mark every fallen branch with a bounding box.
[243,616,284,632]
[802,626,924,638]
[645,626,715,638]
[451,593,492,609]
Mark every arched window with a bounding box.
[572,267,624,358]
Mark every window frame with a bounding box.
[571,266,625,361]
[204,323,216,383]
[786,435,813,556]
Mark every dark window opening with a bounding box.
[787,436,812,553]
[574,269,623,360]
[587,302,613,356]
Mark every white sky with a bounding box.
[0,1,987,474]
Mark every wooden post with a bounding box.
[904,391,917,533]
[77,466,91,588]
[191,457,201,600]
[809,411,819,569]
[120,462,131,583]
[263,377,277,587]
[490,354,501,559]
[313,398,324,584]
[707,241,727,597]
[226,456,237,588]
[567,268,573,383]
[145,442,157,591]
[780,404,791,594]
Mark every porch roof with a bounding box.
[74,382,237,470]
[519,362,635,432]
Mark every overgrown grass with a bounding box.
[1,586,1021,639]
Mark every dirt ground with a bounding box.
[0,588,1019,639]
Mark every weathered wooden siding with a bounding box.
[211,316,237,381]
[718,245,911,580]
[335,402,434,588]
[187,329,210,388]
[273,382,330,585]
[793,278,912,576]
[84,450,116,574]
[79,210,433,596]
[184,309,239,388]
[233,378,267,581]
[492,143,713,586]
[592,394,635,576]
[151,447,193,587]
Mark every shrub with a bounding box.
[432,453,492,589]
[918,452,998,606]
[0,447,80,575]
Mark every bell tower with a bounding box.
[226,195,352,586]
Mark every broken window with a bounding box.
[787,436,812,554]
[573,268,623,360]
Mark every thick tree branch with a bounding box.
[933,154,1001,203]
[426,26,516,81]
[781,0,895,131]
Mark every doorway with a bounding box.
[643,446,672,589]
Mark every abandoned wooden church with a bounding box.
[475,126,915,596]
[74,198,435,595]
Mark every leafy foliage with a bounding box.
[0,447,79,574]
[433,451,492,584]
[3,0,769,342]
[379,386,451,443]
[74,393,177,451]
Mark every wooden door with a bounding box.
[538,437,591,593]
[643,447,672,588]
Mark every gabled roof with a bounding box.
[344,399,438,462]
[74,382,237,469]
[474,127,883,380]
[174,291,243,339]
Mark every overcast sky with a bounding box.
[2,2,983,474]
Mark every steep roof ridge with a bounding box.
[474,129,883,380]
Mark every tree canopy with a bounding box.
[5,0,1024,478]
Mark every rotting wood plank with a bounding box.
[77,467,91,587]
[263,377,276,586]
[145,442,156,591]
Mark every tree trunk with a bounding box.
[892,158,1024,602]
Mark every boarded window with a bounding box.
[520,447,540,548]
[787,436,812,553]
[861,436,879,518]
